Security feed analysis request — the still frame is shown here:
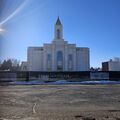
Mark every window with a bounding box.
[68,54,73,71]
[68,54,73,61]
[57,29,60,39]
[47,54,51,61]
[47,54,51,70]
[57,51,63,61]
[57,51,63,70]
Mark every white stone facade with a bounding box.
[102,58,120,71]
[27,17,90,71]
[109,61,120,71]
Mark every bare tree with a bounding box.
[0,59,20,71]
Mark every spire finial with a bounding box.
[56,16,62,25]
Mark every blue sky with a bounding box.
[0,0,120,67]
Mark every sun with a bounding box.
[0,27,5,33]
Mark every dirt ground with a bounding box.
[0,84,120,120]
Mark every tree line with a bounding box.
[0,59,21,71]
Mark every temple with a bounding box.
[27,17,90,71]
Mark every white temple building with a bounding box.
[27,17,90,71]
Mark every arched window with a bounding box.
[68,54,73,71]
[47,54,51,70]
[47,54,51,61]
[57,51,63,61]
[57,51,63,70]
[57,29,60,39]
[68,54,73,61]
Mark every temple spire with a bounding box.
[54,16,63,40]
[56,16,62,25]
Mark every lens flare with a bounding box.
[0,27,4,33]
[0,0,28,26]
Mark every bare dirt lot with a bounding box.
[0,84,120,120]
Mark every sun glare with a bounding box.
[0,27,5,33]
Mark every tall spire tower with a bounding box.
[54,16,63,40]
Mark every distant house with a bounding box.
[21,61,27,71]
[27,17,90,71]
[102,58,120,71]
